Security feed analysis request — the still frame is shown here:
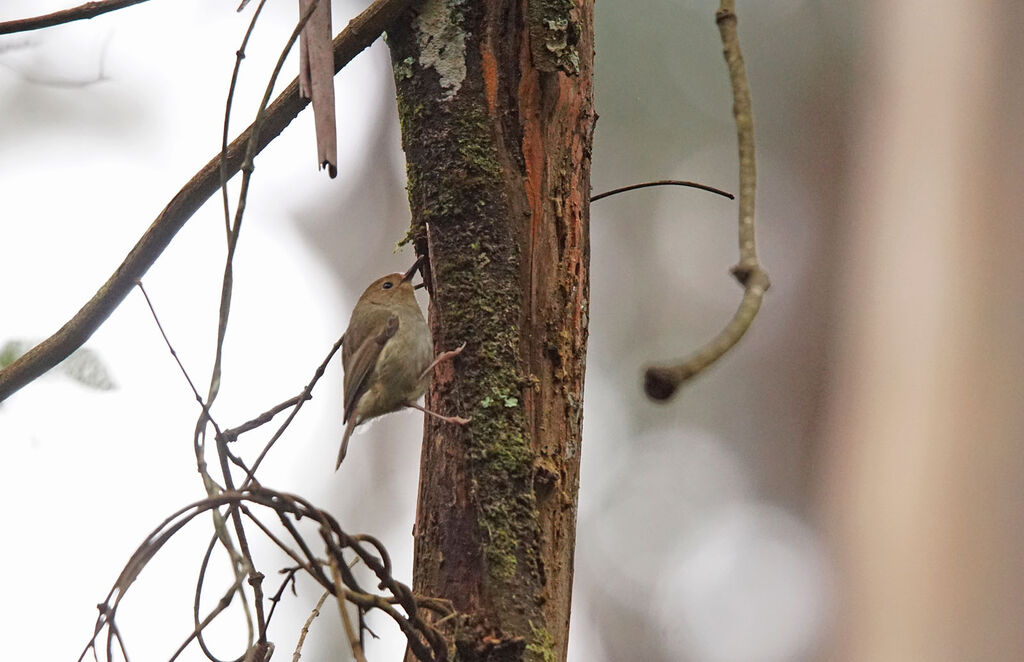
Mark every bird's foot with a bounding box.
[406,403,471,425]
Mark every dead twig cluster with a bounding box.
[78,488,452,662]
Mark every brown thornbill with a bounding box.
[337,257,468,468]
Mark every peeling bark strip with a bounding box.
[388,0,593,660]
[298,0,338,177]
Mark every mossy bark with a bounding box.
[387,1,593,660]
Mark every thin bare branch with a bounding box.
[108,617,130,662]
[265,566,302,627]
[291,591,330,662]
[218,394,310,442]
[644,0,771,401]
[191,9,280,652]
[0,0,151,35]
[203,0,320,420]
[236,332,345,486]
[591,179,733,202]
[135,282,223,436]
[0,0,419,403]
[171,574,244,662]
[220,0,270,237]
[330,559,368,662]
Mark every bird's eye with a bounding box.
[381,281,394,290]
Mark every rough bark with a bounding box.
[386,1,593,660]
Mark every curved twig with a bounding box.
[191,534,246,662]
[350,533,394,581]
[0,0,418,403]
[591,179,733,202]
[644,0,770,401]
[173,573,245,662]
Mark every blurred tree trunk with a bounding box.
[823,1,1024,660]
[387,1,593,660]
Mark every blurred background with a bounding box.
[1,0,1022,660]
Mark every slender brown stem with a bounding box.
[171,575,243,662]
[644,0,771,401]
[592,179,733,202]
[220,0,270,237]
[331,559,368,662]
[135,281,223,436]
[291,591,330,662]
[218,394,310,442]
[0,0,152,35]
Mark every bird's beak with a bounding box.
[402,255,424,284]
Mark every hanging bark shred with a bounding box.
[298,0,338,177]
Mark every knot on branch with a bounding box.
[715,8,736,25]
[730,262,771,291]
[644,365,689,401]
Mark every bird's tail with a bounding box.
[336,418,357,470]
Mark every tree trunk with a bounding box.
[386,1,593,660]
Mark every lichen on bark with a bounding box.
[387,1,593,659]
[527,0,581,74]
[412,0,468,99]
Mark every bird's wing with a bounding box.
[342,314,400,423]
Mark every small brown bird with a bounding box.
[337,258,467,468]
